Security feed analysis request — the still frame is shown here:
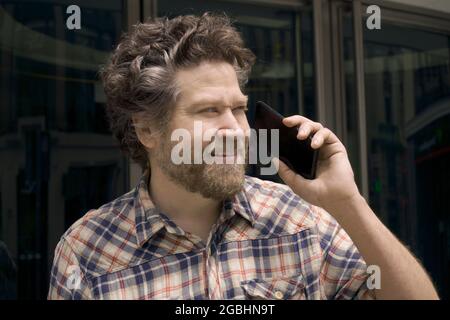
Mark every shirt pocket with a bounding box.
[240,274,307,300]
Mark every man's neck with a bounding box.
[148,165,222,242]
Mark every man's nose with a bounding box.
[217,108,241,131]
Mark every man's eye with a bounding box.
[234,106,248,113]
[200,107,218,113]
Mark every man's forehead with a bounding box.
[173,61,247,109]
[181,91,248,108]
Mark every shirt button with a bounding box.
[274,291,284,299]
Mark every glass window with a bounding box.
[341,9,362,188]
[362,22,450,298]
[0,1,128,299]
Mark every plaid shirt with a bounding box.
[48,169,376,300]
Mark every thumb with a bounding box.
[271,157,311,194]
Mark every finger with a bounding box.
[311,128,332,149]
[297,121,323,139]
[282,115,311,127]
[297,122,313,140]
[272,157,310,193]
[283,115,322,130]
[271,157,296,185]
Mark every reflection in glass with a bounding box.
[363,22,450,298]
[0,1,127,299]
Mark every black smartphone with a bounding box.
[253,101,318,179]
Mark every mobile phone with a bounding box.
[253,101,318,179]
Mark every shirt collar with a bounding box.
[133,168,256,247]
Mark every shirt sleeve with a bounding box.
[48,237,92,300]
[311,205,377,300]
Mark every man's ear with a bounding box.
[132,115,157,149]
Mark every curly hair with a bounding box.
[99,12,256,170]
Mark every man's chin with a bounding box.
[197,167,246,200]
[158,157,247,200]
[199,182,245,201]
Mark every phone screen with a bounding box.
[253,101,318,179]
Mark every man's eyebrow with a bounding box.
[190,95,248,108]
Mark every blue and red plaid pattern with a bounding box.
[48,169,376,300]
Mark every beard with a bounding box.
[153,133,249,201]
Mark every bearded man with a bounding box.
[48,12,438,300]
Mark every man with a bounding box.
[48,12,438,300]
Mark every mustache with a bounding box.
[208,135,249,155]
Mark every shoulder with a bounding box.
[57,188,138,277]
